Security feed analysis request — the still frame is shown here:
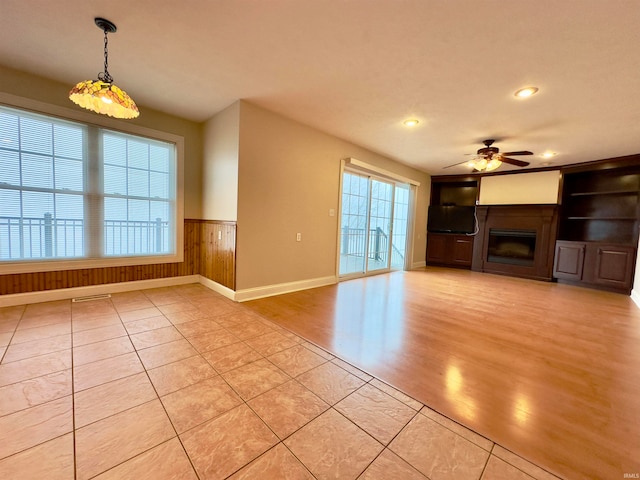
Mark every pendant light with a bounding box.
[69,18,139,119]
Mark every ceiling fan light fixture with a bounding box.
[541,152,557,158]
[467,157,502,172]
[403,119,419,127]
[69,18,139,119]
[448,139,531,172]
[514,87,539,98]
[466,158,483,169]
[485,158,502,171]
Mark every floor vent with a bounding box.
[72,293,112,303]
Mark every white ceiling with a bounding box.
[2,0,640,175]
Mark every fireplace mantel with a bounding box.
[471,205,559,281]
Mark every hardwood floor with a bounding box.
[245,267,640,480]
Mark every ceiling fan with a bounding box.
[444,139,533,172]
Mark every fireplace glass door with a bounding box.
[487,229,537,266]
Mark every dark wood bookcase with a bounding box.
[427,177,478,268]
[553,160,640,293]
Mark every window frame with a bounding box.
[0,92,184,275]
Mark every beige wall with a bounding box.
[235,101,430,290]
[202,102,240,221]
[478,170,561,205]
[1,67,433,293]
[0,66,204,218]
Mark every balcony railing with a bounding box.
[0,214,169,260]
[341,226,404,267]
[104,219,169,256]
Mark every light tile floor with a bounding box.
[0,284,562,479]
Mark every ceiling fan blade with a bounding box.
[442,160,470,169]
[501,157,530,167]
[501,150,533,156]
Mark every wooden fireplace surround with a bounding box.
[471,205,559,281]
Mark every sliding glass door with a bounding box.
[391,184,409,269]
[367,178,393,273]
[339,171,409,277]
[339,172,369,276]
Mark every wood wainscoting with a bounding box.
[0,219,237,295]
[199,220,236,290]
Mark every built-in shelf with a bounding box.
[558,164,640,245]
[569,190,639,197]
[566,216,637,221]
[555,162,640,293]
[427,177,478,269]
[430,156,640,294]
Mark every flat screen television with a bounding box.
[427,205,476,234]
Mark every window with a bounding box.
[102,132,174,256]
[0,105,180,272]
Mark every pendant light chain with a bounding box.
[98,29,113,84]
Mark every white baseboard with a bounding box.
[234,276,337,302]
[0,274,338,307]
[198,276,237,301]
[0,275,200,308]
[411,261,427,269]
[632,288,640,310]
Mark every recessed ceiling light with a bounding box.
[541,152,557,158]
[514,87,539,98]
[403,119,419,127]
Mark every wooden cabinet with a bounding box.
[588,244,635,289]
[427,233,474,268]
[426,233,448,263]
[452,235,474,265]
[553,241,586,281]
[553,241,636,293]
[555,162,640,293]
[427,176,478,269]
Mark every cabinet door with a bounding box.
[426,234,449,263]
[591,245,635,289]
[553,241,586,280]
[452,235,473,266]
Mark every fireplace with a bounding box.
[472,205,558,281]
[487,229,536,266]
